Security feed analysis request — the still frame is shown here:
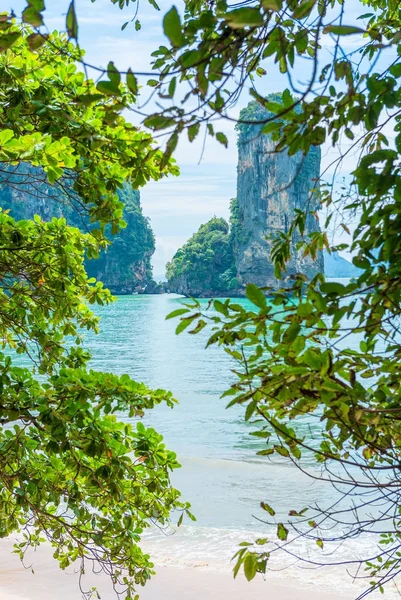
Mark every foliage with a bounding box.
[227,197,249,259]
[9,0,401,595]
[86,183,156,291]
[166,217,236,294]
[235,95,287,140]
[8,0,401,156]
[171,182,401,596]
[0,25,176,228]
[153,0,401,594]
[0,25,189,600]
[0,168,156,292]
[166,206,244,295]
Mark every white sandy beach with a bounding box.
[0,538,360,600]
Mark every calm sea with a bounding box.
[80,292,396,597]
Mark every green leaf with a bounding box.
[243,553,257,581]
[283,322,301,343]
[96,80,121,96]
[289,508,308,517]
[225,8,264,28]
[233,557,242,579]
[303,349,322,370]
[261,0,282,11]
[320,282,346,296]
[0,130,15,145]
[257,448,275,456]
[295,30,308,52]
[277,523,289,541]
[310,126,326,145]
[126,69,138,95]
[279,57,287,74]
[163,6,184,48]
[66,1,78,40]
[75,93,103,106]
[390,63,401,78]
[324,25,365,36]
[188,123,200,142]
[176,317,194,334]
[214,300,229,315]
[282,88,293,107]
[189,319,207,334]
[27,33,48,51]
[291,335,305,354]
[22,6,44,27]
[262,121,282,134]
[246,283,267,309]
[161,130,179,169]
[352,256,370,269]
[168,77,177,98]
[166,308,190,320]
[297,303,314,317]
[255,538,268,545]
[293,0,317,19]
[245,400,257,421]
[107,61,121,85]
[261,502,276,516]
[216,132,228,148]
[144,115,175,130]
[0,32,21,52]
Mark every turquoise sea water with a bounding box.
[87,294,328,521]
[83,293,395,597]
[88,294,276,528]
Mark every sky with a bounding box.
[12,0,397,276]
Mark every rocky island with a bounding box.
[167,99,324,297]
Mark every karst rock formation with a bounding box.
[234,100,324,289]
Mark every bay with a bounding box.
[81,293,393,597]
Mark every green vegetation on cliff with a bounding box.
[236,94,286,139]
[166,202,240,296]
[85,183,156,293]
[0,166,155,293]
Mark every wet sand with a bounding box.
[0,538,353,600]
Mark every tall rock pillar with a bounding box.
[234,101,324,288]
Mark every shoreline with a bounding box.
[0,551,350,600]
[0,538,391,600]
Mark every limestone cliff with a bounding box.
[0,165,156,294]
[85,183,156,294]
[167,98,324,297]
[234,101,323,288]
